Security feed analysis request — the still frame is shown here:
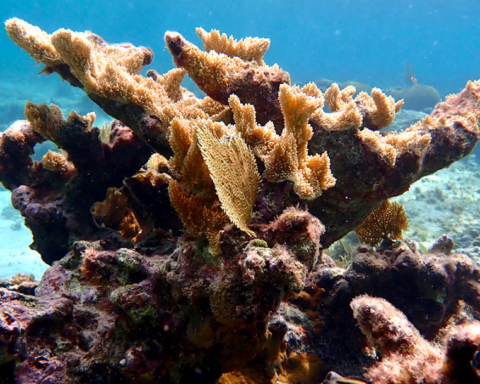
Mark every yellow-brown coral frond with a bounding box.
[384,130,431,158]
[150,68,187,102]
[5,18,64,67]
[279,83,323,149]
[358,126,432,167]
[169,117,195,177]
[355,200,408,247]
[324,83,355,112]
[24,102,65,141]
[312,100,363,131]
[8,20,232,135]
[196,97,232,122]
[355,88,403,129]
[196,27,270,65]
[263,133,298,182]
[49,28,178,120]
[196,121,260,236]
[263,84,336,200]
[302,152,337,193]
[357,128,397,167]
[310,83,363,131]
[228,94,278,158]
[24,102,96,144]
[312,84,403,132]
[41,150,70,173]
[168,179,229,255]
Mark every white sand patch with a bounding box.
[393,155,480,249]
[0,190,48,280]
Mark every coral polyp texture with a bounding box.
[355,199,408,246]
[1,18,480,384]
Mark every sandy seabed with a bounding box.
[0,189,48,280]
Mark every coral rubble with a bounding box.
[1,18,480,384]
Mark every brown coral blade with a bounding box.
[356,87,404,130]
[312,83,402,132]
[168,179,228,254]
[264,84,336,200]
[196,121,260,236]
[41,150,74,177]
[50,28,167,117]
[165,31,290,128]
[196,27,270,65]
[279,83,323,154]
[91,187,130,229]
[5,18,64,67]
[6,19,185,156]
[307,81,479,248]
[355,200,408,246]
[228,94,278,158]
[24,102,68,142]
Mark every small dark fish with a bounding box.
[322,371,371,384]
[471,350,480,370]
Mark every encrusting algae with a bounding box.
[1,18,480,384]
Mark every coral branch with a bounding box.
[165,31,290,128]
[351,295,480,384]
[308,81,480,246]
[0,108,152,263]
[196,27,270,65]
[263,84,336,200]
[4,18,480,252]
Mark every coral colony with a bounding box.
[0,18,479,384]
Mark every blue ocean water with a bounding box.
[0,0,479,279]
[2,0,480,98]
